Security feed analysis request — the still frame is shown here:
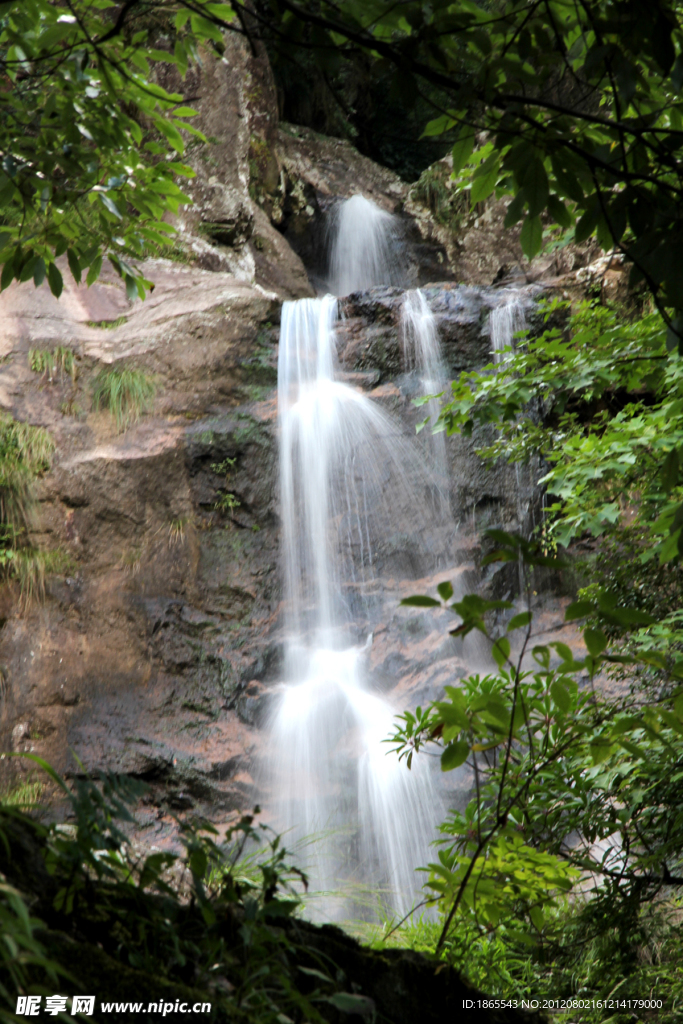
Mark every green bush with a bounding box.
[92,367,157,432]
[390,530,683,1020]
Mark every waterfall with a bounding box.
[401,290,445,390]
[401,289,450,513]
[489,291,527,362]
[271,292,443,919]
[269,200,460,918]
[328,195,404,296]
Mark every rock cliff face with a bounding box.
[0,260,283,826]
[0,32,622,836]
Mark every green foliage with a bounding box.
[92,366,157,431]
[410,161,467,229]
[0,415,53,536]
[0,780,43,810]
[0,0,241,298]
[167,515,192,547]
[13,549,73,611]
[0,877,66,1024]
[212,457,241,517]
[436,302,683,566]
[86,317,128,331]
[391,531,683,1014]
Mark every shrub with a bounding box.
[390,531,683,1020]
[92,367,157,431]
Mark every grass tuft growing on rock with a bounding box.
[0,415,53,538]
[86,316,128,330]
[167,515,191,546]
[410,161,467,230]
[14,549,76,611]
[0,779,43,810]
[28,347,76,383]
[92,366,157,431]
[0,415,68,612]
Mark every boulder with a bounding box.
[153,33,314,300]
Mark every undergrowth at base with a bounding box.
[360,898,683,1024]
[0,759,402,1024]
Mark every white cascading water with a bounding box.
[401,289,450,513]
[272,298,441,919]
[490,291,527,362]
[328,195,403,296]
[267,198,449,920]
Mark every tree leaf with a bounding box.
[574,202,601,243]
[441,741,470,771]
[661,448,680,493]
[326,993,375,1016]
[470,153,500,205]
[601,608,656,627]
[422,113,457,137]
[504,191,526,228]
[401,595,441,607]
[492,635,511,667]
[100,194,122,220]
[590,740,614,765]
[451,129,475,175]
[47,262,63,298]
[547,193,572,229]
[437,581,454,601]
[67,248,81,285]
[507,611,532,632]
[124,274,138,302]
[565,600,595,621]
[32,257,46,287]
[522,157,549,217]
[584,628,608,656]
[519,214,543,258]
[0,261,14,292]
[86,255,103,287]
[550,680,571,713]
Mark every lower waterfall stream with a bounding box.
[269,292,446,920]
